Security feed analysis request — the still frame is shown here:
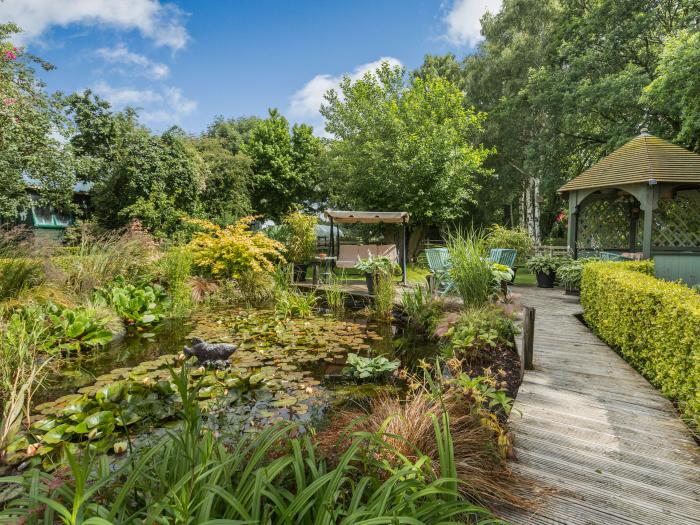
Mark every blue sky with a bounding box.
[0,0,500,134]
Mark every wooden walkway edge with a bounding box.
[501,286,700,525]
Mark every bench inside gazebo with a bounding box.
[560,131,700,285]
[326,210,409,284]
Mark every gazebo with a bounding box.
[560,131,700,284]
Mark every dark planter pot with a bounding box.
[293,263,308,282]
[365,273,376,295]
[535,270,556,288]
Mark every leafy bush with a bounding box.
[485,224,533,266]
[556,259,586,290]
[526,254,566,274]
[445,229,492,307]
[0,367,493,524]
[401,285,443,334]
[187,216,284,278]
[445,306,516,364]
[581,261,700,430]
[95,277,170,329]
[282,210,317,264]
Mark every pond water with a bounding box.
[16,307,439,466]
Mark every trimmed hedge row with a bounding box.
[581,261,700,430]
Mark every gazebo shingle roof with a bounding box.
[559,133,700,193]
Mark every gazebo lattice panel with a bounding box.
[578,198,638,250]
[653,189,700,248]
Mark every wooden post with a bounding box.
[523,306,535,370]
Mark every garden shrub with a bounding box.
[187,216,284,278]
[0,258,43,301]
[485,224,533,266]
[281,210,316,264]
[581,261,699,430]
[445,305,516,364]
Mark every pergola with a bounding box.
[326,210,410,284]
[560,131,700,283]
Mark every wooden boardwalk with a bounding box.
[502,286,700,525]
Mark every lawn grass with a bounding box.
[514,266,536,286]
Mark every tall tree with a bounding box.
[243,109,321,220]
[192,136,253,225]
[205,115,261,155]
[321,62,493,251]
[0,23,76,220]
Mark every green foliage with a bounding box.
[343,352,400,379]
[0,258,43,302]
[321,62,493,228]
[13,302,113,354]
[445,306,516,364]
[282,210,317,263]
[159,247,193,316]
[205,114,261,155]
[486,225,533,266]
[243,109,321,220]
[490,263,513,296]
[526,254,566,275]
[0,23,77,220]
[95,277,169,330]
[581,262,700,430]
[445,229,492,307]
[187,216,285,279]
[192,136,253,224]
[372,270,395,321]
[556,259,586,290]
[354,255,400,275]
[275,289,317,318]
[1,365,492,524]
[401,285,443,335]
[324,270,347,316]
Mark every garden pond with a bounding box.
[4,307,439,469]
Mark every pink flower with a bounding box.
[3,98,17,106]
[4,50,17,60]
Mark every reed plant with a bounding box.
[325,270,347,316]
[372,270,395,321]
[160,247,194,316]
[445,229,492,307]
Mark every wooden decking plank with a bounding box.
[503,286,700,525]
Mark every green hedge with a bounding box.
[581,261,700,430]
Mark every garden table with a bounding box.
[311,256,336,285]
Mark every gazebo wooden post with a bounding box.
[567,191,578,257]
[641,182,658,260]
[329,217,335,259]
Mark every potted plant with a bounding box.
[282,211,317,282]
[526,254,563,288]
[557,259,585,295]
[355,255,400,295]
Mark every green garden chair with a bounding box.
[425,248,456,295]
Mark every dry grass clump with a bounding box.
[315,391,533,512]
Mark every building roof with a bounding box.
[325,210,409,224]
[559,133,700,193]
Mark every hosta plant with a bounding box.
[343,352,400,380]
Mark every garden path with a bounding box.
[501,286,700,525]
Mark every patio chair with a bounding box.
[425,247,455,295]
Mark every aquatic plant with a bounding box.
[324,270,347,315]
[159,246,194,316]
[95,277,170,330]
[1,367,494,524]
[372,269,395,320]
[275,289,317,318]
[401,285,443,334]
[343,352,400,380]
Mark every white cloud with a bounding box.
[443,0,502,47]
[93,81,196,126]
[0,0,188,50]
[289,57,402,135]
[96,44,170,79]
